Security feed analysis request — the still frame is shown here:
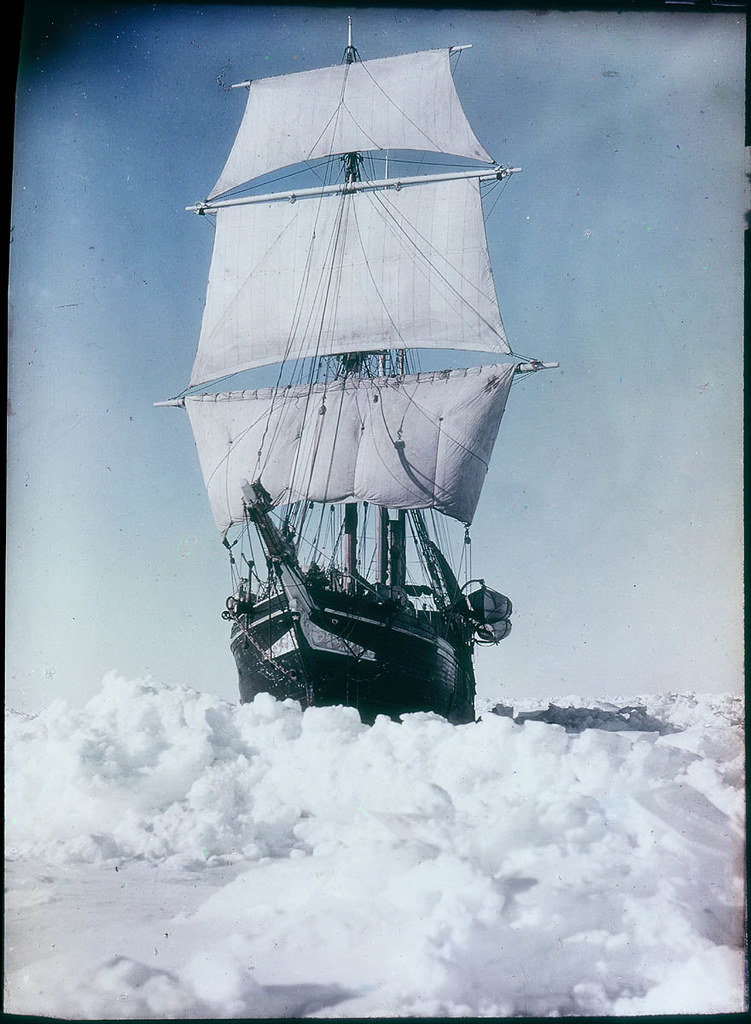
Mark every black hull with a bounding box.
[229,589,476,725]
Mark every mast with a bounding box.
[343,502,358,593]
[343,15,359,65]
[387,512,407,589]
[341,16,361,591]
[341,17,362,185]
[376,344,390,585]
[336,18,404,595]
[376,507,389,584]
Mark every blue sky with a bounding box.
[8,4,745,711]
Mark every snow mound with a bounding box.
[5,673,746,1018]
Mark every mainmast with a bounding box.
[342,16,362,593]
[341,15,362,186]
[339,20,415,596]
[343,14,359,65]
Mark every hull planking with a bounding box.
[229,586,476,725]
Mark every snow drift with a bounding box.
[5,674,746,1018]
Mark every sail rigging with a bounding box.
[190,175,509,386]
[185,362,516,535]
[208,47,494,200]
[154,28,554,722]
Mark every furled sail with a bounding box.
[191,176,508,386]
[208,48,493,199]
[186,362,516,535]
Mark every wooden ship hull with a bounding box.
[229,586,476,724]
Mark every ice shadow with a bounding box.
[87,956,358,1019]
[261,981,359,1016]
[487,702,679,734]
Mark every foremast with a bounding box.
[339,26,365,596]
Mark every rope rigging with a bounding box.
[196,27,520,613]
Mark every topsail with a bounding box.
[209,48,494,198]
[191,176,509,386]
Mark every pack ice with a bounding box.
[5,674,746,1018]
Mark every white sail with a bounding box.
[208,48,493,199]
[185,362,516,535]
[190,176,508,386]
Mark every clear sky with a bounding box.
[8,3,745,712]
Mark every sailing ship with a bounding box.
[157,24,556,724]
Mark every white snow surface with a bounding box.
[5,674,746,1018]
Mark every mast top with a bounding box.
[343,15,359,64]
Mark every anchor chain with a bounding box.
[224,607,313,706]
